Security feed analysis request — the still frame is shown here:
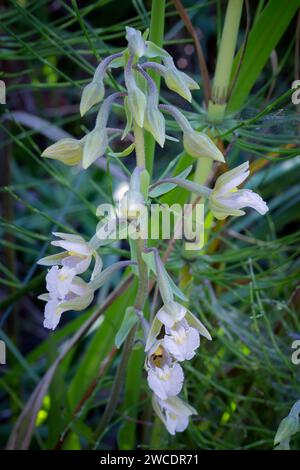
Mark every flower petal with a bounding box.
[214,161,249,193]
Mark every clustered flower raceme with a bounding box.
[142,252,212,434]
[38,26,270,436]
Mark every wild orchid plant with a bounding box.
[38,27,268,436]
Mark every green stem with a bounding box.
[93,125,150,446]
[133,120,146,168]
[208,0,243,123]
[93,325,137,448]
[92,240,148,448]
[144,0,166,176]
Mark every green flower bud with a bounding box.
[80,80,105,117]
[183,130,225,162]
[128,86,146,127]
[144,105,165,147]
[82,127,108,169]
[125,26,146,58]
[41,138,83,166]
[163,57,199,102]
[165,69,191,102]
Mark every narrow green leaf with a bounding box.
[228,0,300,111]
[115,306,138,349]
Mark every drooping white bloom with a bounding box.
[147,363,184,401]
[209,161,269,220]
[43,299,68,330]
[46,266,76,299]
[38,232,102,278]
[152,395,197,435]
[163,320,200,362]
[39,274,94,330]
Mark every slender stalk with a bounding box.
[92,239,148,447]
[193,0,243,196]
[92,325,137,448]
[133,120,146,168]
[208,0,243,123]
[144,0,165,176]
[93,122,149,447]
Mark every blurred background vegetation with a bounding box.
[0,0,300,450]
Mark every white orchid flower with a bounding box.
[146,342,171,369]
[38,232,102,278]
[147,363,184,401]
[43,299,68,331]
[163,319,200,362]
[46,265,76,299]
[209,161,269,220]
[145,301,211,352]
[39,274,94,330]
[152,395,197,435]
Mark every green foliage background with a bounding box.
[0,0,300,450]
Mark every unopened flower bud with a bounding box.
[82,127,108,169]
[41,138,83,166]
[80,80,105,117]
[125,26,146,58]
[163,57,199,102]
[144,105,165,147]
[183,130,225,162]
[128,86,146,127]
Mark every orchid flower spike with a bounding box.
[209,161,269,220]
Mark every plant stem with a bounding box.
[193,1,243,197]
[208,0,243,123]
[93,120,150,446]
[144,0,165,176]
[133,120,146,168]
[92,239,148,447]
[93,324,137,448]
